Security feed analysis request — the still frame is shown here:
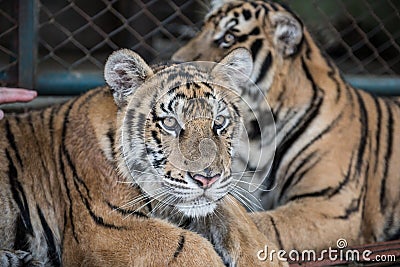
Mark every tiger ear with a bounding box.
[211,48,253,91]
[104,49,154,107]
[270,12,303,57]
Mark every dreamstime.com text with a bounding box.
[257,238,396,263]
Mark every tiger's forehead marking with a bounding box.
[156,64,210,84]
[151,63,219,101]
[156,82,218,119]
[183,98,214,118]
[167,82,214,98]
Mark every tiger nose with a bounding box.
[191,174,221,189]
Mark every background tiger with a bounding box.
[173,0,400,251]
[0,48,283,266]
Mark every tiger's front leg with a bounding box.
[250,199,361,253]
[64,216,225,267]
[187,196,287,267]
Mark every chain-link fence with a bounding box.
[1,0,400,95]
[288,0,400,76]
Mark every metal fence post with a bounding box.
[18,0,38,89]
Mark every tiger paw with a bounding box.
[206,198,288,266]
[217,235,287,267]
[168,231,225,267]
[0,250,44,267]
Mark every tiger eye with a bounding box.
[214,115,226,128]
[224,33,235,43]
[162,117,178,130]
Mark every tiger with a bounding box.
[0,48,284,266]
[172,0,400,252]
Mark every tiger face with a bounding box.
[173,0,303,93]
[104,48,253,218]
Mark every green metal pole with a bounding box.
[18,0,38,89]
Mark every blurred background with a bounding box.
[1,0,399,98]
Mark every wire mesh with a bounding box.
[37,0,207,74]
[0,0,399,91]
[287,0,400,75]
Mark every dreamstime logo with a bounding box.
[257,238,396,263]
[336,238,347,249]
[120,60,277,207]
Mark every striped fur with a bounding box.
[0,49,283,266]
[173,0,400,251]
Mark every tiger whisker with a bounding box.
[123,190,173,220]
[117,180,163,184]
[121,196,149,210]
[160,196,178,213]
[210,208,226,232]
[230,170,263,175]
[165,197,182,219]
[229,184,263,212]
[118,188,169,211]
[225,194,253,225]
[136,180,164,183]
[231,178,276,192]
[107,194,149,214]
[116,180,134,184]
[232,173,262,178]
[176,208,187,227]
[150,195,176,216]
[129,169,165,177]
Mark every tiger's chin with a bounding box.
[176,197,218,218]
